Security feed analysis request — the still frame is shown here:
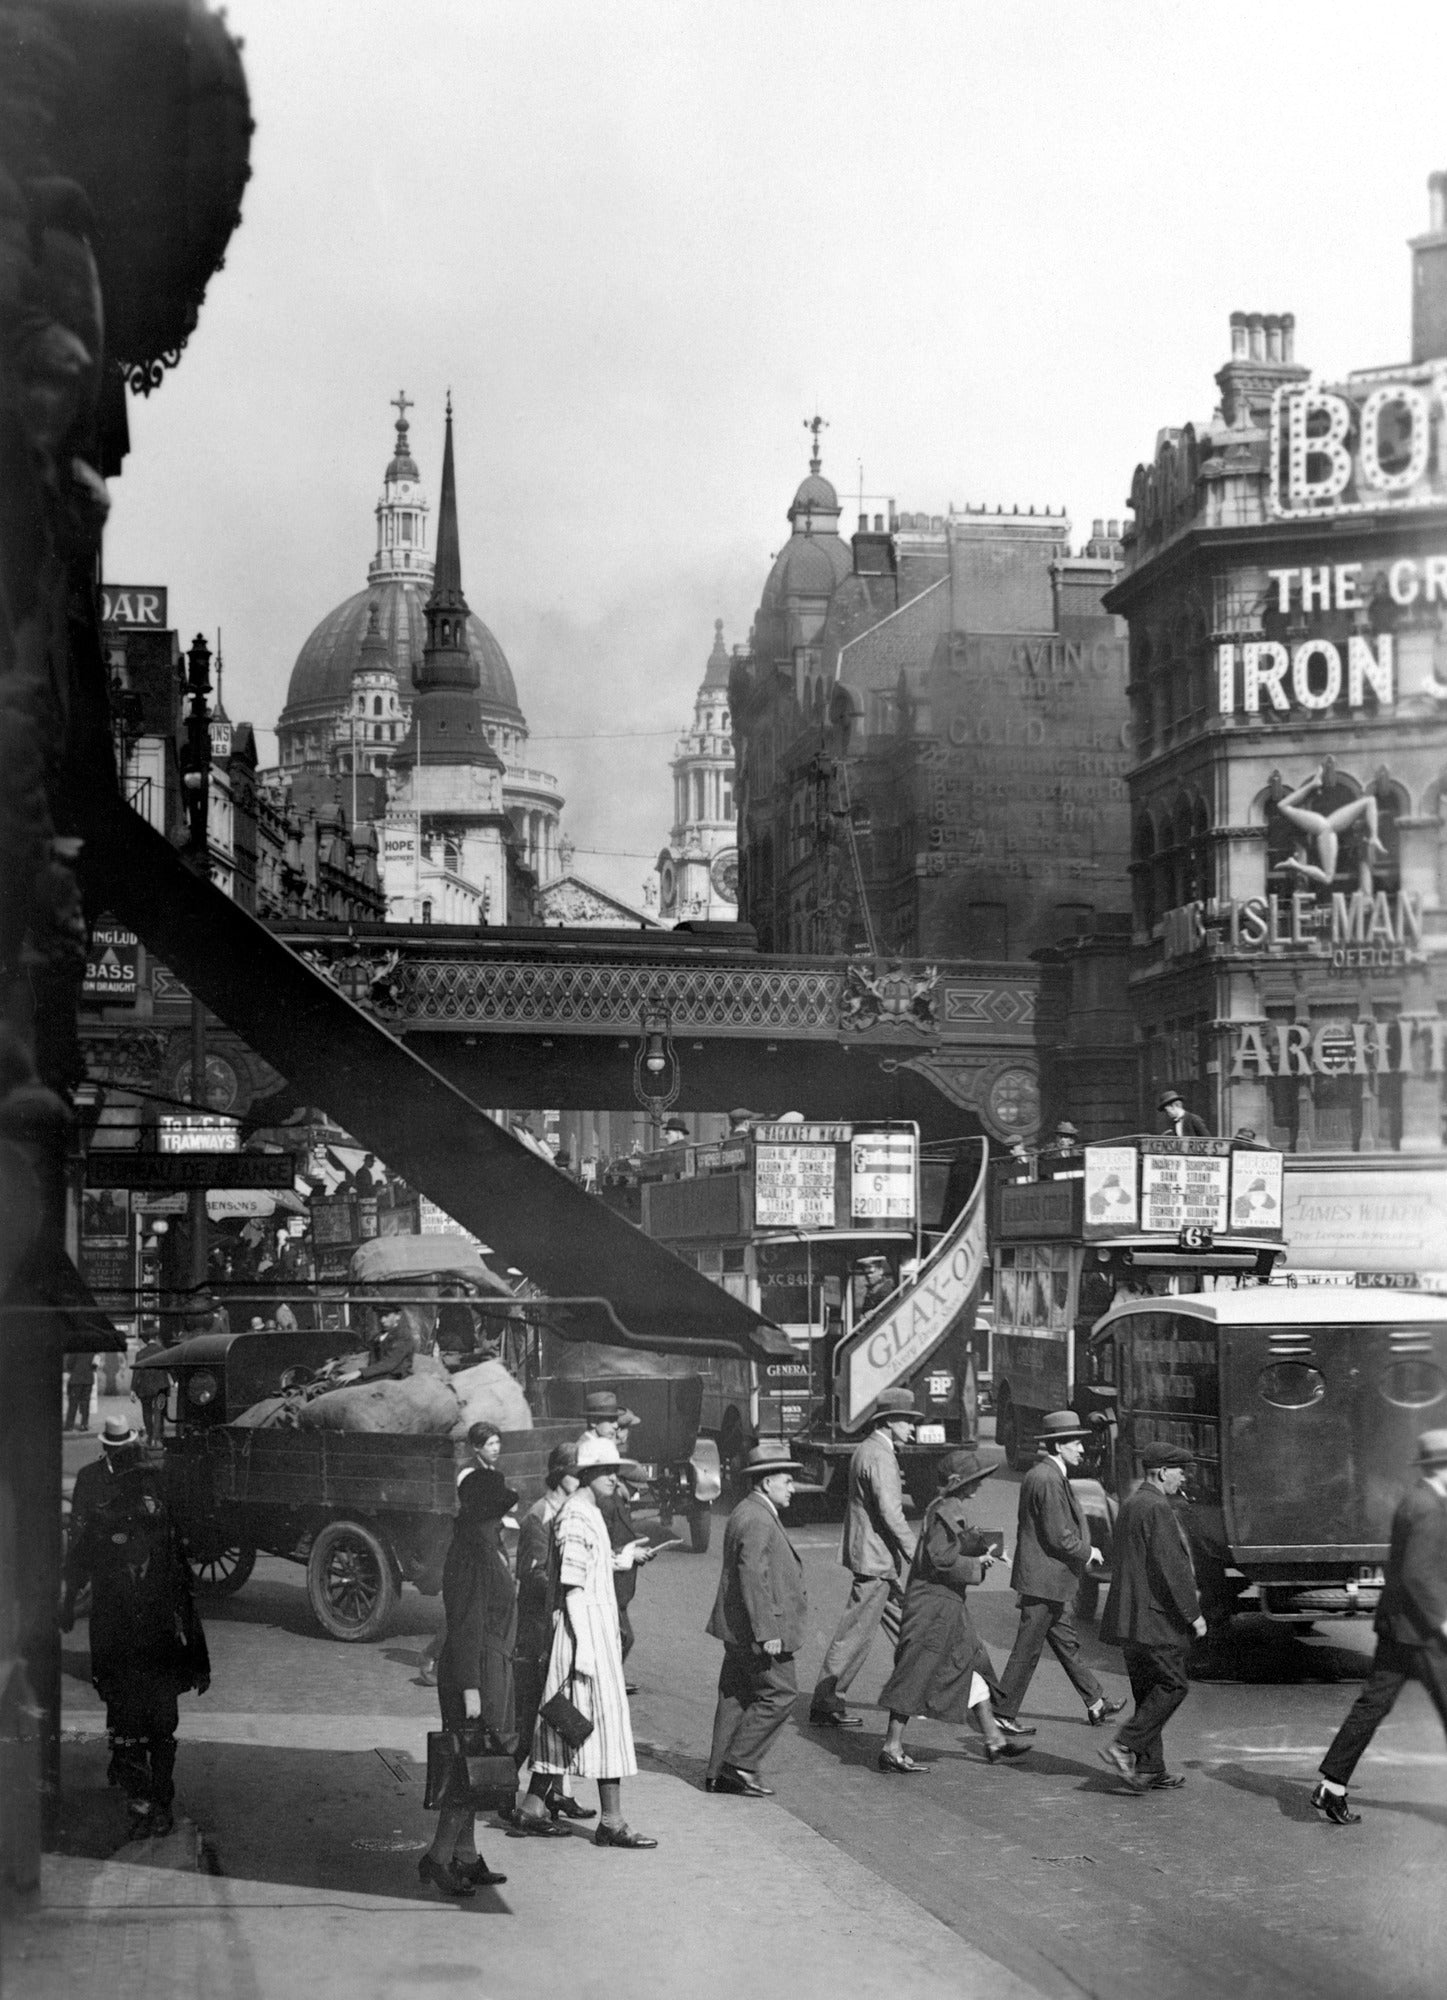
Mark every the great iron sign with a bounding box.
[1270,363,1447,518]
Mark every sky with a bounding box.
[103,0,1447,909]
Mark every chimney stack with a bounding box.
[1411,171,1447,363]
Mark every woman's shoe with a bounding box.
[508,1810,570,1837]
[877,1751,929,1774]
[417,1854,475,1896]
[593,1821,658,1849]
[548,1792,597,1821]
[983,1737,1031,1763]
[455,1857,508,1886]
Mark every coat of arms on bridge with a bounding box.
[838,958,940,1035]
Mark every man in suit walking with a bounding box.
[1312,1427,1447,1825]
[705,1441,808,1796]
[995,1411,1120,1734]
[809,1387,919,1727]
[1097,1443,1206,1791]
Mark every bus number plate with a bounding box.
[914,1423,946,1444]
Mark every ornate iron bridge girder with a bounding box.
[277,927,1044,1141]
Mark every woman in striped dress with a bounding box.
[525,1436,657,1849]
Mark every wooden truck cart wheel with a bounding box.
[306,1520,398,1642]
[190,1539,256,1597]
[686,1503,712,1554]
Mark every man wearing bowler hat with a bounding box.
[809,1387,919,1727]
[1097,1442,1205,1791]
[994,1411,1120,1735]
[705,1441,807,1795]
[1311,1427,1447,1825]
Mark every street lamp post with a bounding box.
[181,635,213,1292]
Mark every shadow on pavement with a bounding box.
[1200,1760,1321,1822]
[1188,1621,1366,1685]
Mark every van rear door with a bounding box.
[1221,1315,1447,1562]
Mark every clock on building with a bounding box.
[174,1052,241,1113]
[710,847,739,905]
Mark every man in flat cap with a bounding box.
[995,1412,1117,1736]
[1097,1442,1206,1792]
[705,1442,807,1795]
[809,1387,918,1728]
[1312,1427,1447,1825]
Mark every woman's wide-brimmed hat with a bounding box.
[936,1448,997,1492]
[1036,1409,1092,1445]
[575,1435,641,1480]
[744,1440,803,1478]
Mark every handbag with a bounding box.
[538,1641,594,1749]
[423,1724,517,1811]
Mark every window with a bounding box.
[373,696,383,716]
[722,781,733,818]
[1257,1361,1326,1409]
[402,515,412,542]
[421,900,432,923]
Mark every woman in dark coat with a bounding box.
[877,1449,1029,1771]
[418,1461,518,1895]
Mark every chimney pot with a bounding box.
[873,513,884,532]
[1248,314,1265,361]
[1108,518,1120,539]
[1230,312,1249,359]
[1431,170,1447,234]
[1092,518,1104,539]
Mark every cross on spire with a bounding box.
[803,411,829,473]
[391,389,413,430]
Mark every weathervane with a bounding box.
[803,411,829,473]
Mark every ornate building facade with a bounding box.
[654,619,740,921]
[275,396,565,913]
[1106,178,1447,1274]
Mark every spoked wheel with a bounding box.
[190,1539,256,1597]
[306,1520,398,1642]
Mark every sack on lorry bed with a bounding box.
[450,1358,533,1436]
[298,1373,461,1435]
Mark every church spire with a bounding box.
[418,396,477,692]
[430,393,467,613]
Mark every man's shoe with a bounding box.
[1098,1742,1150,1791]
[808,1708,860,1729]
[593,1821,657,1848]
[1087,1696,1127,1726]
[706,1766,773,1796]
[992,1715,1036,1738]
[1145,1772,1186,1790]
[624,1682,639,1695]
[1311,1782,1362,1826]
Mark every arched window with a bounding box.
[373,695,383,716]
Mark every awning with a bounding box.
[86,806,791,1362]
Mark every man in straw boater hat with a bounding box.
[60,1419,210,1838]
[704,1441,807,1795]
[809,1386,920,1728]
[993,1411,1121,1737]
[1310,1427,1447,1825]
[1097,1443,1205,1793]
